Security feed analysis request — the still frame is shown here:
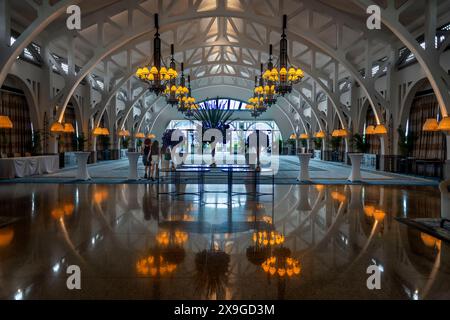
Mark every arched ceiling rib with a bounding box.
[45,0,391,126]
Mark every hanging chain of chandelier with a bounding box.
[136,14,197,115]
[248,15,304,118]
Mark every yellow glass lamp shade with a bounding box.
[315,131,325,138]
[422,118,439,132]
[147,133,156,139]
[0,115,13,129]
[64,123,75,133]
[331,191,346,202]
[332,129,348,137]
[289,134,297,140]
[365,125,376,135]
[0,227,14,247]
[101,128,110,136]
[50,122,65,133]
[118,130,129,137]
[135,132,145,139]
[94,189,109,204]
[420,232,441,250]
[63,203,75,216]
[373,209,386,222]
[438,116,450,131]
[51,207,65,220]
[364,205,375,217]
[299,133,309,139]
[92,127,103,135]
[374,124,388,135]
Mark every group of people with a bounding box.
[141,138,174,180]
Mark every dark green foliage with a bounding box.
[352,133,369,153]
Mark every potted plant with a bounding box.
[122,137,129,150]
[329,137,342,162]
[314,137,322,150]
[351,133,369,154]
[99,135,110,160]
[397,126,416,157]
[77,134,87,152]
[32,130,43,155]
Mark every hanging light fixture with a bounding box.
[261,45,277,107]
[181,75,198,117]
[50,122,65,133]
[437,116,450,131]
[247,66,268,118]
[163,46,188,106]
[422,118,439,132]
[147,133,156,139]
[332,129,349,137]
[365,125,376,135]
[93,127,109,136]
[118,129,130,137]
[136,14,178,96]
[299,133,309,139]
[63,123,75,133]
[263,15,304,98]
[314,131,325,138]
[373,124,388,135]
[165,62,188,109]
[135,132,145,139]
[0,115,13,129]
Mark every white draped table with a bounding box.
[0,155,60,179]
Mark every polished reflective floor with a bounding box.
[0,183,449,300]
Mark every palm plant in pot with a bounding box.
[190,98,236,166]
[351,133,369,154]
[194,236,230,299]
[397,126,416,157]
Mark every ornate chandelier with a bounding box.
[261,247,301,278]
[180,75,198,117]
[135,14,178,96]
[263,15,304,97]
[165,60,189,107]
[247,64,270,118]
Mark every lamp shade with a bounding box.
[50,121,65,133]
[93,127,103,135]
[438,117,450,131]
[118,130,130,137]
[331,130,340,137]
[289,134,297,139]
[101,128,110,135]
[64,123,75,133]
[147,133,156,139]
[135,132,145,139]
[315,131,325,138]
[374,124,388,135]
[422,118,439,132]
[0,115,13,129]
[299,133,309,139]
[365,125,376,135]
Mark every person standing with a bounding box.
[150,140,160,181]
[142,139,152,179]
